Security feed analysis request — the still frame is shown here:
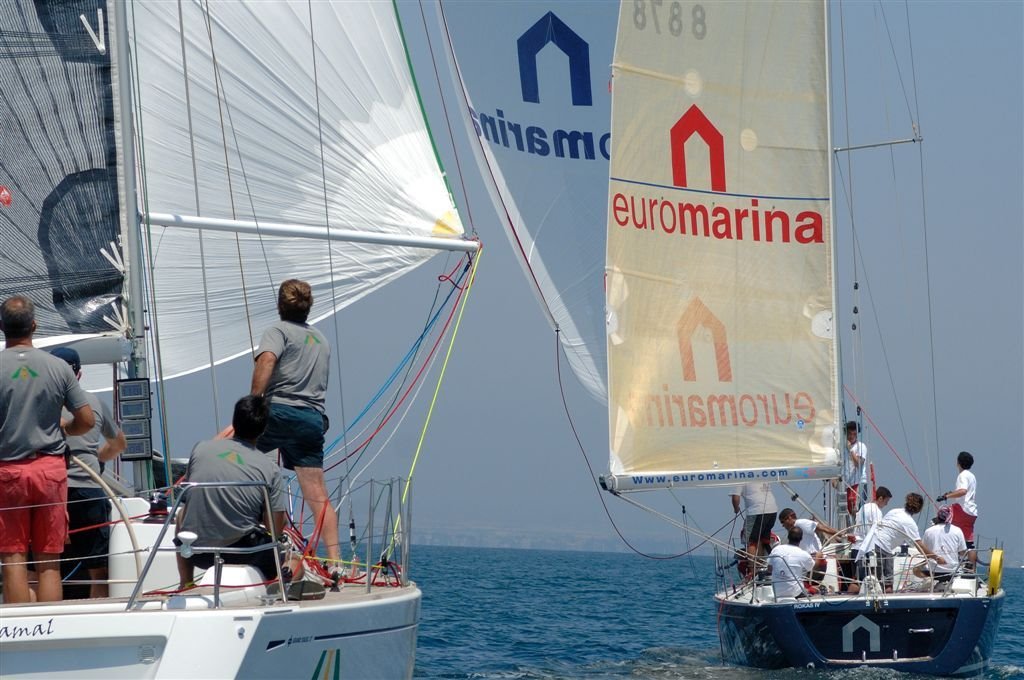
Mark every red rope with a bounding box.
[322,272,467,474]
[145,578,277,596]
[68,513,150,535]
[436,2,553,322]
[843,385,937,510]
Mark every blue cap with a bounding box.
[50,346,81,373]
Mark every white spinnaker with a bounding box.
[127,0,463,379]
[605,0,840,489]
[437,1,618,403]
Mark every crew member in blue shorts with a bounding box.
[250,279,340,570]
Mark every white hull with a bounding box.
[0,583,420,679]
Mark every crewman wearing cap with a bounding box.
[51,346,126,599]
[913,505,967,583]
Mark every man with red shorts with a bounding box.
[842,420,867,517]
[938,451,978,567]
[0,296,94,603]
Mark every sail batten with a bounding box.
[605,1,840,489]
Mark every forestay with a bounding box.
[604,1,840,491]
[128,1,466,379]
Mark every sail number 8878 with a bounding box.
[633,1,707,39]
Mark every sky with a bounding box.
[143,1,1022,566]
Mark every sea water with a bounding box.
[413,545,1023,679]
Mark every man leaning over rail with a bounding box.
[0,296,94,603]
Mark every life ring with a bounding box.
[988,548,1003,596]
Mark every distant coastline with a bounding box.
[413,526,715,555]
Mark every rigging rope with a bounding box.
[305,0,353,534]
[127,0,171,488]
[340,261,465,490]
[401,248,480,504]
[833,0,940,492]
[899,2,942,489]
[282,253,474,558]
[181,0,222,429]
[390,248,481,556]
[414,0,476,232]
[436,1,555,328]
[393,0,459,213]
[843,385,939,516]
[198,0,260,364]
[833,162,913,465]
[554,329,729,560]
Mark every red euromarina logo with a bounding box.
[621,296,817,430]
[610,105,825,244]
[615,105,825,429]
[0,186,11,207]
[671,105,726,191]
[677,297,731,382]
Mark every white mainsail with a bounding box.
[437,2,618,403]
[127,1,467,379]
[604,1,840,490]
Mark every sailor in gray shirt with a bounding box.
[176,395,287,588]
[250,279,341,572]
[51,347,127,599]
[0,295,94,603]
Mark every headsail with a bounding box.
[437,2,619,403]
[128,1,466,379]
[604,1,840,491]
[0,1,124,338]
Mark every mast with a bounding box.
[110,0,153,492]
[824,0,841,526]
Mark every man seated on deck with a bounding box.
[778,508,838,592]
[767,526,814,599]
[913,506,966,584]
[175,395,288,589]
[870,492,945,592]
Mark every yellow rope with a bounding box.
[403,248,481,504]
[373,250,481,561]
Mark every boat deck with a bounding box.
[0,580,420,616]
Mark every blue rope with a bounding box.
[322,262,469,456]
[62,561,81,582]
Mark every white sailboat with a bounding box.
[0,1,478,677]
[438,0,1005,675]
